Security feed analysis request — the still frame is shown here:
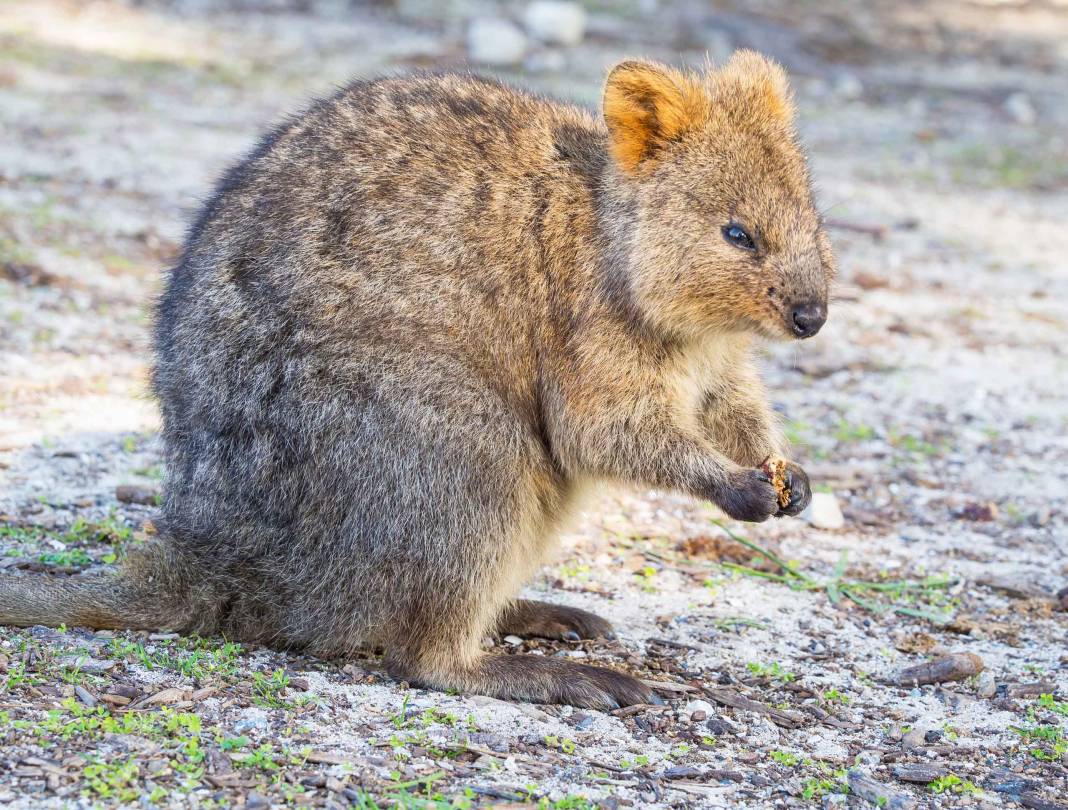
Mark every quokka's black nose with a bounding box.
[790,303,826,338]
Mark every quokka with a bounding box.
[0,51,834,709]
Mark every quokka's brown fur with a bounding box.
[0,51,835,709]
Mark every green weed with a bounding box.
[770,750,800,767]
[251,669,291,709]
[747,661,796,683]
[711,521,956,624]
[929,774,982,796]
[81,758,140,803]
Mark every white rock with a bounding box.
[467,18,528,65]
[683,699,714,717]
[233,708,269,734]
[524,49,567,73]
[976,669,997,698]
[523,1,586,46]
[503,634,523,645]
[803,492,845,530]
[1004,92,1036,125]
[854,749,881,766]
[747,716,780,745]
[833,73,863,101]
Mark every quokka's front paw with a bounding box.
[497,600,615,641]
[775,460,811,517]
[713,468,780,523]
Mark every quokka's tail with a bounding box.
[0,541,206,633]
[0,572,161,630]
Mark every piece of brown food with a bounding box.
[760,457,791,509]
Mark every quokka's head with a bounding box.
[603,50,836,341]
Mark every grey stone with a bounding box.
[467,18,527,66]
[523,1,586,46]
[803,492,845,530]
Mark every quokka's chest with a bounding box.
[664,335,748,429]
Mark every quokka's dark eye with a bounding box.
[722,223,756,251]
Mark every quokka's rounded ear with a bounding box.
[712,49,796,127]
[603,60,710,173]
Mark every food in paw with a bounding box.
[760,456,791,509]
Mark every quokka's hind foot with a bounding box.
[386,650,659,711]
[495,599,615,641]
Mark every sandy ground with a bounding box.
[1,1,1067,807]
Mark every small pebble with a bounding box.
[115,483,160,505]
[976,670,997,698]
[901,727,926,750]
[234,708,269,735]
[707,717,736,736]
[74,685,97,707]
[834,74,864,100]
[1004,92,1036,125]
[683,699,714,718]
[803,492,845,530]
[523,1,586,46]
[662,765,702,779]
[524,49,566,73]
[573,713,594,731]
[895,652,984,686]
[467,18,528,65]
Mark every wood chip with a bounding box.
[115,484,161,505]
[661,766,702,780]
[1021,794,1068,810]
[705,688,805,728]
[802,704,861,730]
[133,687,189,707]
[891,763,948,783]
[664,781,735,797]
[107,683,141,699]
[205,774,259,788]
[58,655,116,673]
[20,757,65,777]
[893,653,984,686]
[610,703,671,718]
[705,769,745,782]
[303,751,362,766]
[646,638,703,652]
[978,576,1051,600]
[848,769,916,809]
[1006,682,1055,699]
[641,679,698,693]
[97,692,129,707]
[73,685,97,707]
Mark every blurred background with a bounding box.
[1,4,1067,807]
[1,0,1067,528]
[1,1,1066,462]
